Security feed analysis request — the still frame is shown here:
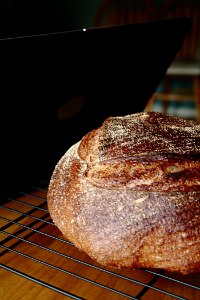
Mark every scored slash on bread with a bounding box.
[47,112,200,275]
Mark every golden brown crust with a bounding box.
[47,112,200,275]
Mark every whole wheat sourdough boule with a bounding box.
[47,111,200,274]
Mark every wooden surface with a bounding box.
[0,186,200,300]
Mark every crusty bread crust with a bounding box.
[47,112,200,274]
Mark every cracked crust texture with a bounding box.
[47,111,200,274]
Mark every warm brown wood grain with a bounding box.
[0,189,199,300]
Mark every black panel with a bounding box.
[0,17,191,196]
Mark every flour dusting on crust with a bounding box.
[99,112,200,160]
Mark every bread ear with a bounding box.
[86,158,200,192]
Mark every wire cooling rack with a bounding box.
[0,181,199,300]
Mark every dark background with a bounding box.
[0,0,103,196]
[0,1,194,197]
[0,0,103,38]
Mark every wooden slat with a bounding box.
[0,188,200,300]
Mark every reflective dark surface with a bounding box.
[0,17,191,196]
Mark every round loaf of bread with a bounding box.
[47,112,200,274]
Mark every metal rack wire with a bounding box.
[0,182,200,300]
